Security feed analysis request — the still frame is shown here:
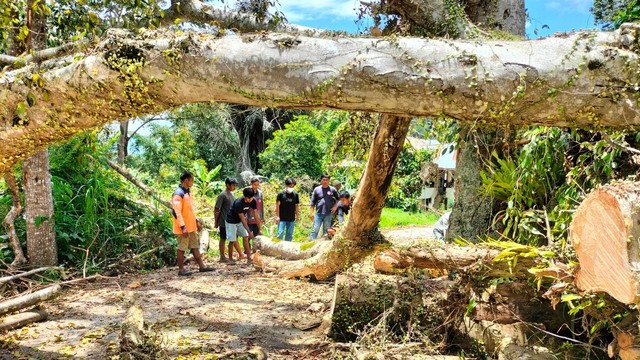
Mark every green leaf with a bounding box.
[16,102,27,118]
[27,92,36,107]
[561,293,581,302]
[42,89,50,101]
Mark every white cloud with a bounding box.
[277,0,358,22]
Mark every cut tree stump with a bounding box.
[0,308,48,331]
[570,182,640,304]
[0,284,61,316]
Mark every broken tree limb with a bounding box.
[0,284,61,316]
[373,246,539,278]
[0,266,62,285]
[2,172,26,267]
[570,181,640,304]
[0,309,48,331]
[252,236,333,260]
[279,114,411,280]
[121,304,145,348]
[0,40,85,68]
[105,159,172,210]
[2,26,640,173]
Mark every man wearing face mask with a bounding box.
[275,177,300,241]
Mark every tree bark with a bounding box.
[447,0,525,243]
[372,247,558,279]
[22,0,57,267]
[280,114,411,280]
[464,0,526,36]
[0,309,48,331]
[117,120,129,164]
[446,129,496,242]
[1,26,640,173]
[252,235,333,260]
[23,150,57,266]
[570,182,640,305]
[2,172,27,267]
[0,284,61,316]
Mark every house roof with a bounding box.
[406,137,441,151]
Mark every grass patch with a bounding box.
[378,208,440,229]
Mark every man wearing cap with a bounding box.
[310,174,340,239]
[215,177,244,262]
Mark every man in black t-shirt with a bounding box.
[225,187,257,264]
[275,177,300,241]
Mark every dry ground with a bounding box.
[0,227,435,360]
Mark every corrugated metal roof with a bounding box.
[406,137,441,150]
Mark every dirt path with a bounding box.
[0,263,334,359]
[0,226,436,359]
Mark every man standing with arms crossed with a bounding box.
[246,177,264,236]
[310,174,340,239]
[172,171,214,276]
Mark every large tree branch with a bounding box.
[0,41,84,69]
[0,26,639,173]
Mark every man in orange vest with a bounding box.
[172,171,214,276]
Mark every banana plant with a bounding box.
[192,160,222,198]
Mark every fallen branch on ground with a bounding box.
[0,309,48,331]
[0,284,61,316]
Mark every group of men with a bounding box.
[171,171,351,275]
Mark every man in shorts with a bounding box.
[214,177,244,262]
[225,187,257,264]
[171,171,214,276]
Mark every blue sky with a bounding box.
[279,0,598,38]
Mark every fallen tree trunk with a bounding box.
[0,309,48,331]
[1,25,640,173]
[570,181,640,305]
[0,284,61,316]
[252,235,333,260]
[373,246,550,279]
